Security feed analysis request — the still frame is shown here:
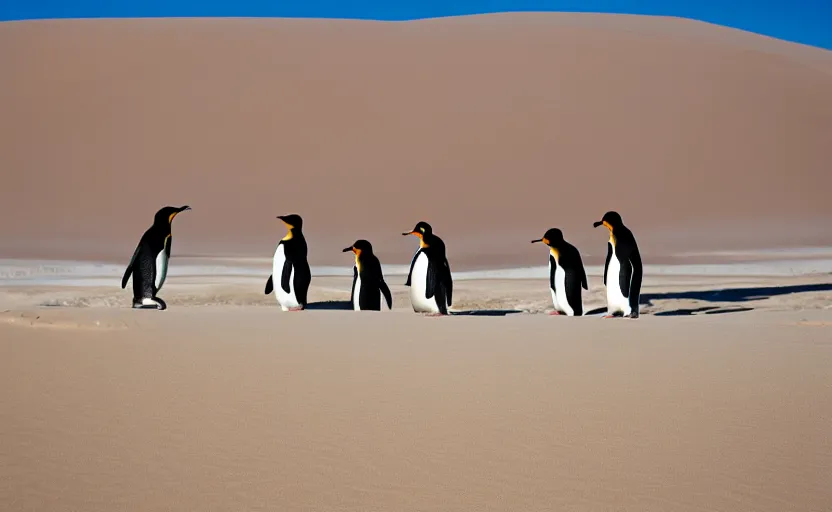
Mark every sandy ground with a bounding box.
[1,257,831,511]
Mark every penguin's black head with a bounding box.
[154,205,191,226]
[277,214,303,231]
[593,211,623,231]
[531,228,564,247]
[402,221,432,238]
[342,239,374,257]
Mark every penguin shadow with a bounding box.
[303,301,526,316]
[583,304,753,317]
[449,309,525,317]
[584,307,608,316]
[305,300,353,311]
[652,306,755,317]
[640,283,832,317]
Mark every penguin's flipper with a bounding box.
[350,266,357,305]
[293,262,311,306]
[603,242,612,286]
[618,251,633,298]
[425,262,449,314]
[579,262,588,291]
[265,275,274,295]
[548,254,557,293]
[565,268,584,316]
[405,249,419,286]
[380,279,393,310]
[424,258,449,313]
[121,244,140,289]
[628,248,643,314]
[280,258,293,294]
[443,259,453,307]
[425,258,438,299]
[121,266,133,290]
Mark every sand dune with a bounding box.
[1,14,831,269]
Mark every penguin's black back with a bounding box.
[422,241,453,313]
[549,241,588,316]
[280,233,311,306]
[355,253,393,311]
[555,241,587,276]
[122,224,171,300]
[607,223,643,314]
[612,225,640,289]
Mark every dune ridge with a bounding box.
[2,14,832,270]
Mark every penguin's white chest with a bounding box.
[155,250,169,291]
[549,258,574,316]
[606,245,631,315]
[409,251,441,313]
[273,243,300,311]
[352,269,362,311]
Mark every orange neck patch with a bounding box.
[602,221,616,245]
[549,247,560,263]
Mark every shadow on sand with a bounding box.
[580,283,832,317]
[305,300,353,311]
[305,300,525,316]
[653,306,755,317]
[640,283,832,317]
[585,307,608,316]
[642,283,832,305]
[306,284,831,316]
[450,309,525,317]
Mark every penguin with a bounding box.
[531,228,588,316]
[402,221,453,315]
[593,211,643,318]
[121,205,191,310]
[343,239,393,311]
[264,214,311,311]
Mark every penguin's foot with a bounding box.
[133,297,167,310]
[549,311,564,316]
[626,312,640,319]
[287,306,305,312]
[423,312,446,317]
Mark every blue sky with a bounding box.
[2,1,830,50]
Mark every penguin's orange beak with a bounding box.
[403,230,422,238]
[530,237,550,245]
[342,246,357,254]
